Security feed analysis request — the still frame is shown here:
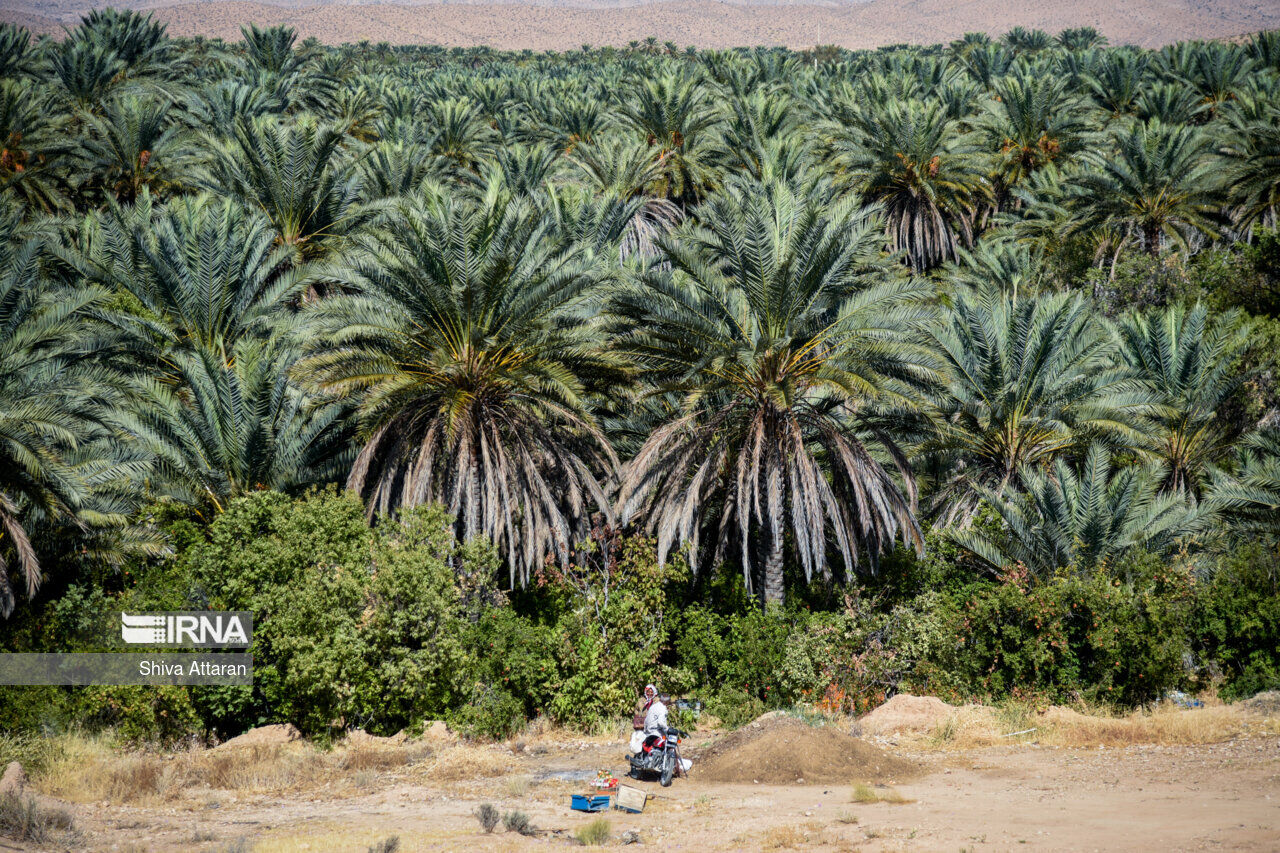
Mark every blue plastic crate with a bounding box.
[570,794,612,812]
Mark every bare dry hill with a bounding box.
[2,0,1278,49]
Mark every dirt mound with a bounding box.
[215,724,301,751]
[0,761,27,797]
[1237,691,1280,715]
[858,694,958,735]
[692,715,917,785]
[342,729,408,748]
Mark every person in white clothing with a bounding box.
[642,692,669,739]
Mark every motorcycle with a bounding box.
[627,726,689,787]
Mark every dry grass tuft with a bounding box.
[0,791,76,844]
[851,782,879,803]
[850,782,911,804]
[425,744,515,782]
[917,702,1264,751]
[762,825,807,848]
[574,817,611,846]
[501,774,530,798]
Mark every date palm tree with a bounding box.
[980,74,1093,201]
[1221,108,1280,229]
[123,335,354,512]
[0,217,143,615]
[1116,303,1251,495]
[78,94,198,203]
[0,81,75,214]
[1069,119,1220,255]
[614,181,931,604]
[617,73,722,208]
[201,115,369,260]
[827,99,988,271]
[295,190,622,586]
[62,194,348,512]
[921,285,1155,526]
[950,444,1205,576]
[1209,428,1280,539]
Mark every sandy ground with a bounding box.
[31,728,1280,852]
[4,0,1279,50]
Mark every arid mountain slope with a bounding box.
[2,0,1277,49]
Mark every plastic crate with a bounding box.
[570,794,612,812]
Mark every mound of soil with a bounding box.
[692,715,917,785]
[214,723,301,751]
[858,694,957,735]
[1238,691,1280,715]
[343,729,408,748]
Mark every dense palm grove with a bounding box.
[1,13,1279,740]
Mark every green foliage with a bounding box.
[72,685,202,744]
[1194,544,1280,699]
[937,553,1197,705]
[7,21,1280,746]
[448,683,525,741]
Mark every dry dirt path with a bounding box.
[50,732,1280,852]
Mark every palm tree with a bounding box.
[1116,303,1251,495]
[1069,119,1221,255]
[69,8,169,76]
[49,40,126,108]
[1057,28,1107,51]
[945,239,1045,301]
[424,97,499,178]
[69,192,300,352]
[1176,42,1255,118]
[78,94,198,203]
[950,444,1205,575]
[1209,428,1280,538]
[1001,27,1052,54]
[1087,51,1152,115]
[239,23,308,77]
[567,136,683,258]
[1133,82,1207,125]
[0,24,36,79]
[921,286,1155,526]
[0,216,139,615]
[201,115,369,260]
[0,81,75,214]
[123,335,353,512]
[295,191,621,585]
[614,181,931,604]
[827,99,988,271]
[980,74,1093,202]
[65,193,348,513]
[617,73,721,208]
[1221,108,1280,229]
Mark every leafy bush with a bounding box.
[71,686,201,745]
[447,682,525,741]
[194,491,481,736]
[1195,544,1280,699]
[934,554,1196,705]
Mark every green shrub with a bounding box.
[705,686,764,729]
[936,554,1195,705]
[71,685,201,745]
[1196,544,1280,699]
[447,683,525,741]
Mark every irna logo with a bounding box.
[120,612,252,648]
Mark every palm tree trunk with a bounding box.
[465,450,481,541]
[762,534,785,607]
